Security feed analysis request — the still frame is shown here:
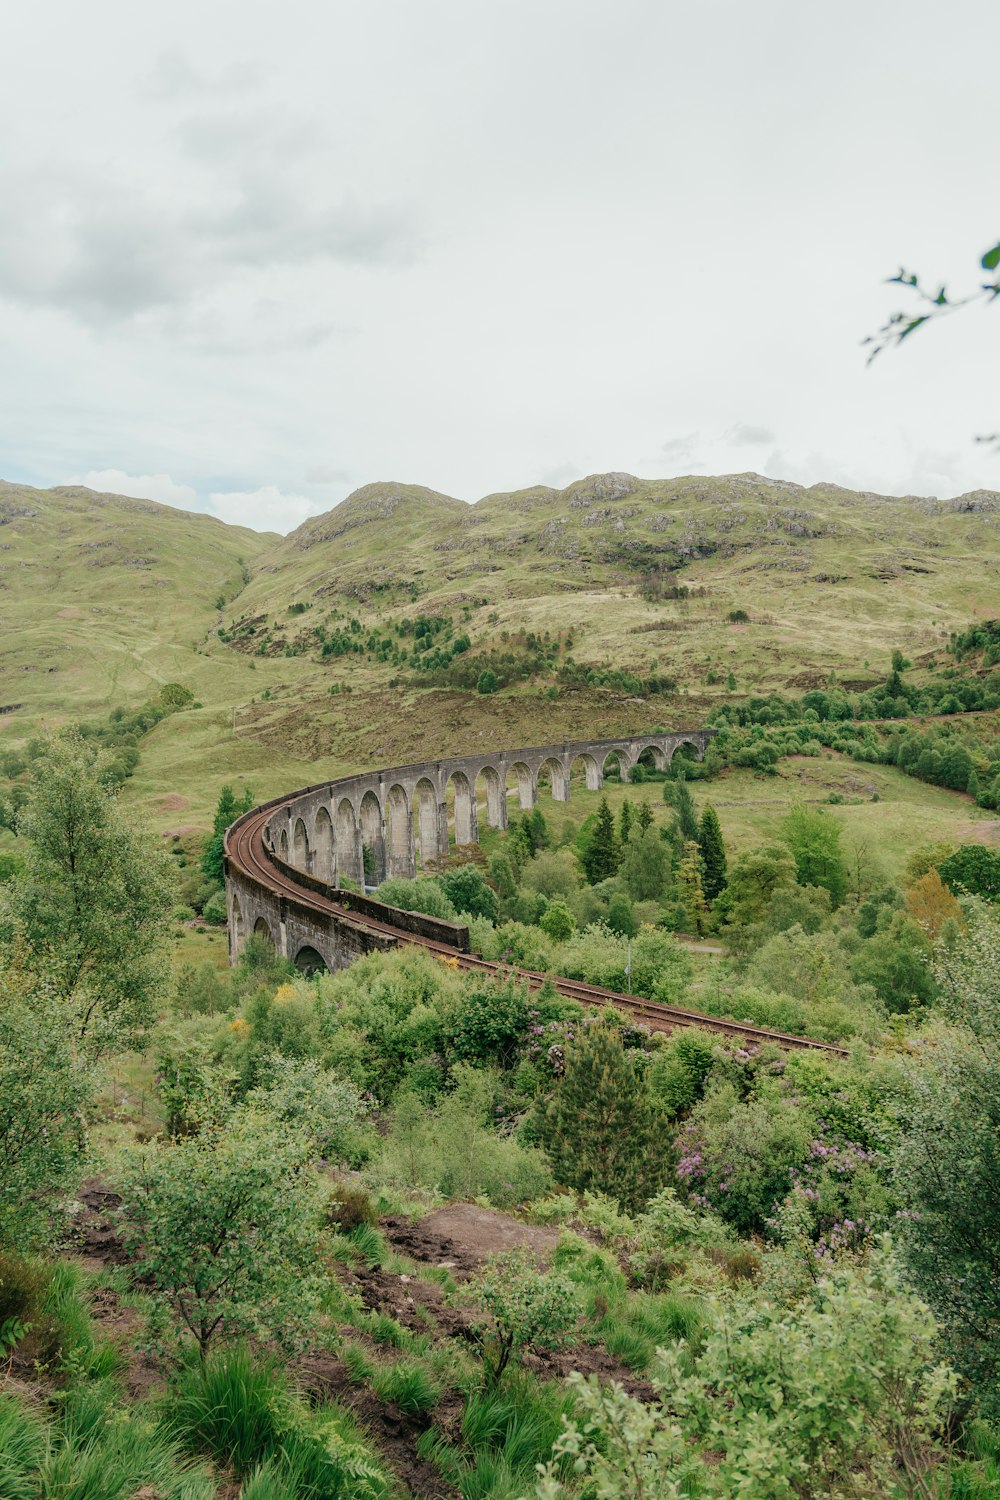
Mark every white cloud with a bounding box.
[71,468,199,508]
[207,486,323,534]
[724,423,777,447]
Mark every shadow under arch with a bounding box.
[294,944,328,976]
[602,750,629,784]
[253,915,275,948]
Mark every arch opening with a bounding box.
[569,752,602,792]
[668,738,703,776]
[336,798,362,885]
[252,916,275,948]
[314,805,334,883]
[506,761,535,812]
[632,745,667,784]
[386,784,413,878]
[231,893,245,959]
[602,750,629,784]
[412,777,439,870]
[292,816,311,871]
[278,826,290,858]
[537,756,568,802]
[447,770,477,846]
[476,765,506,831]
[294,944,328,976]
[360,790,386,886]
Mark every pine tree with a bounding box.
[619,800,634,845]
[533,1018,666,1210]
[636,801,654,832]
[697,804,728,901]
[582,798,620,884]
[673,777,699,843]
[202,784,255,884]
[677,840,709,935]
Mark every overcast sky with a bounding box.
[2,1,997,534]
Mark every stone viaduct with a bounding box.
[225,728,714,974]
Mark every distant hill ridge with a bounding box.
[0,472,998,772]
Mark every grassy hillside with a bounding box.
[2,471,1000,841]
[0,480,274,722]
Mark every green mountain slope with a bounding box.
[1,471,998,838]
[0,481,275,721]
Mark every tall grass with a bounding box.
[163,1347,391,1498]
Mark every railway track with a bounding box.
[226,800,847,1058]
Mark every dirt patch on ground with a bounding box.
[295,1349,458,1500]
[156,793,190,812]
[954,818,1000,846]
[87,1285,166,1400]
[383,1206,562,1273]
[71,1182,130,1272]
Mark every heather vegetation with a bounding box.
[1,638,1000,1500]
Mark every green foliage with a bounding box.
[247,1056,370,1161]
[647,1029,717,1119]
[782,803,849,907]
[606,892,636,938]
[438,865,499,921]
[166,1347,387,1497]
[532,1248,956,1500]
[375,876,457,920]
[678,1083,812,1235]
[581,798,619,884]
[619,826,670,901]
[676,840,708,935]
[718,843,799,933]
[0,988,95,1248]
[533,1019,667,1211]
[938,843,1000,902]
[697,803,727,901]
[539,899,576,941]
[894,909,1000,1415]
[201,783,255,886]
[455,1247,578,1384]
[374,1068,553,1208]
[0,733,175,1051]
[444,980,531,1068]
[119,1109,324,1358]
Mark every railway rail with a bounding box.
[226,797,847,1057]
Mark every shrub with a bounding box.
[375,876,457,921]
[455,1248,579,1384]
[119,1109,324,1358]
[202,891,228,925]
[324,1185,377,1234]
[0,992,95,1248]
[444,980,531,1068]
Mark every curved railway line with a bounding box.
[227,797,847,1058]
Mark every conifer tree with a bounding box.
[202,783,255,884]
[697,804,728,901]
[636,801,654,832]
[619,800,634,845]
[582,797,620,884]
[677,839,709,935]
[533,1018,666,1210]
[673,776,699,843]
